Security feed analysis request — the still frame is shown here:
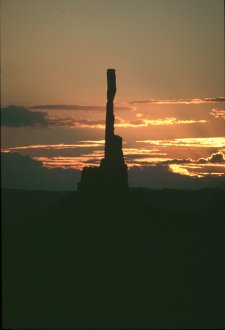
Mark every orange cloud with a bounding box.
[46,116,207,129]
[129,97,225,105]
[35,151,104,170]
[115,117,207,128]
[1,141,105,153]
[210,109,225,120]
[71,120,105,129]
[137,137,225,148]
[31,104,134,111]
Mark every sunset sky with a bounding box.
[1,0,225,190]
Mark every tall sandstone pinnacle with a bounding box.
[77,69,128,194]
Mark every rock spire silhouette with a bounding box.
[78,69,128,193]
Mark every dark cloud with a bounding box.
[0,105,208,129]
[198,151,225,164]
[158,158,193,165]
[124,154,162,161]
[1,106,51,127]
[0,106,105,128]
[128,165,191,189]
[129,97,225,105]
[128,165,225,190]
[1,152,80,190]
[156,152,225,165]
[31,104,133,111]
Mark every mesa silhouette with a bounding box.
[78,69,128,194]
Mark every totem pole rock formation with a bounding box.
[77,69,128,193]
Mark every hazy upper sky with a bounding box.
[1,0,224,105]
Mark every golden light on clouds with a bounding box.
[1,141,105,153]
[34,156,85,170]
[2,138,225,178]
[35,152,104,170]
[169,164,194,177]
[47,117,208,129]
[115,118,207,128]
[137,137,225,148]
[123,148,166,155]
[169,163,225,178]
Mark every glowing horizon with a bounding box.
[2,136,225,179]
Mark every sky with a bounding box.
[1,0,225,190]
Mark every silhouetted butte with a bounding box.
[78,69,128,194]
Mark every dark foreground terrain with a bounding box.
[2,188,225,329]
